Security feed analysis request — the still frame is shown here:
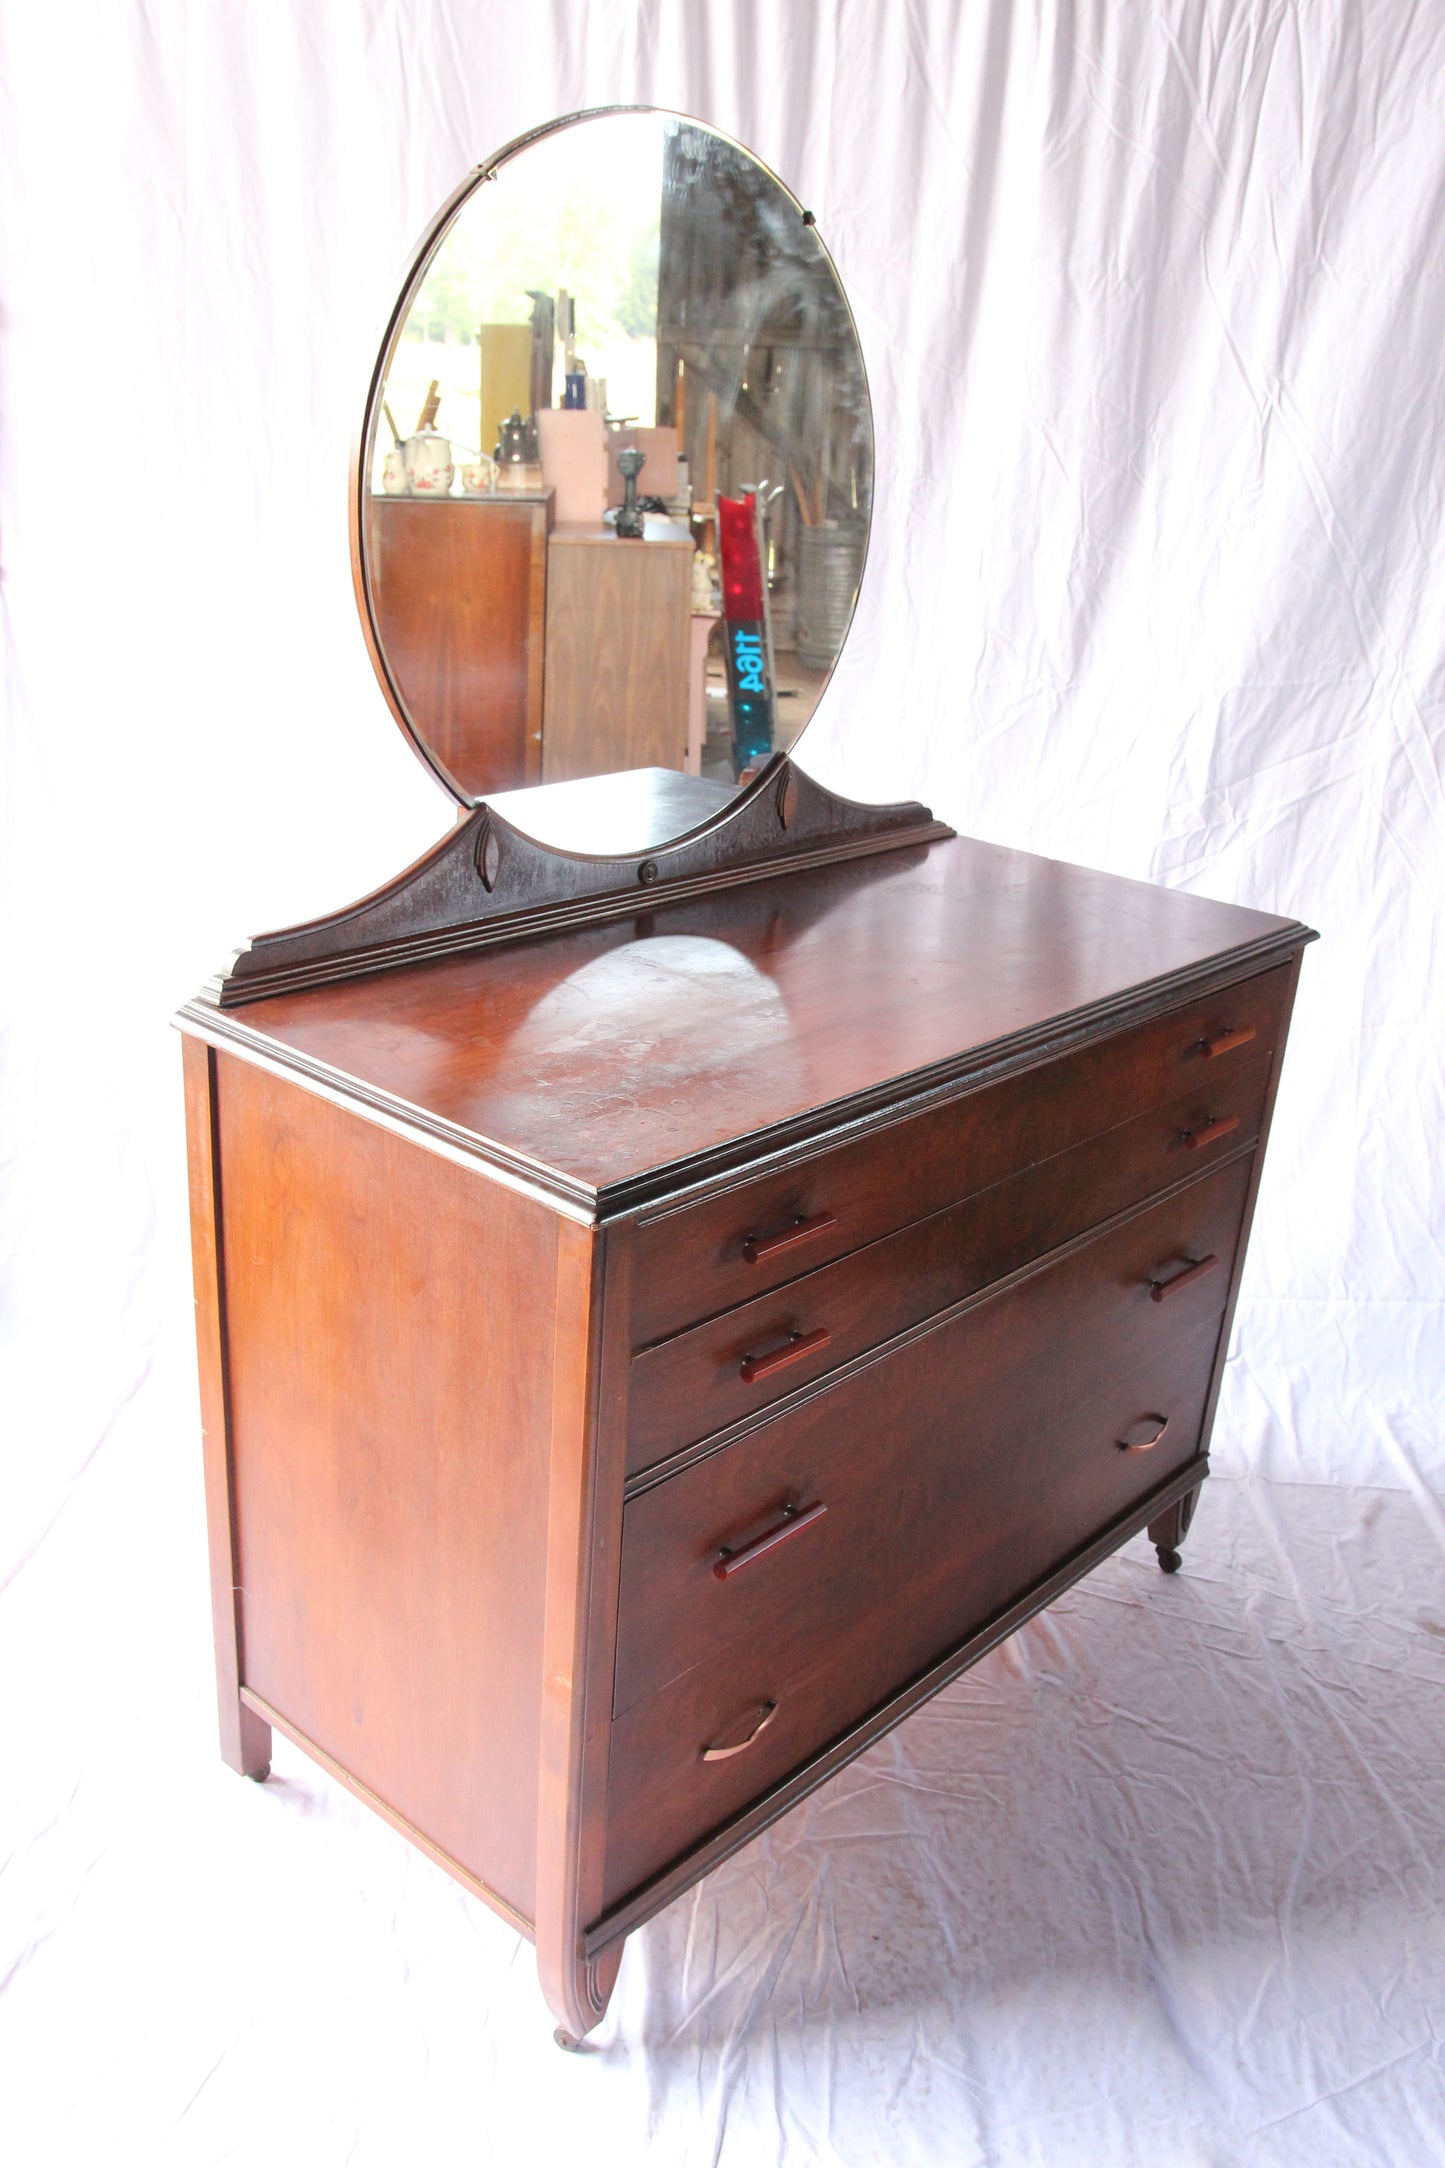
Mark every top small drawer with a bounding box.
[631,962,1291,1345]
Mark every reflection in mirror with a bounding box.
[359,110,873,832]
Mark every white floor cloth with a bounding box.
[5,1377,1444,2163]
[3,3,1443,2159]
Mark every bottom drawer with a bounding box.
[603,1290,1230,1909]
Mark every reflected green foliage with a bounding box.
[401,128,662,365]
[617,225,661,341]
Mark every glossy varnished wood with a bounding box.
[605,1286,1234,1903]
[587,1456,1212,1959]
[212,1051,562,1923]
[208,761,949,1010]
[629,959,1293,1342]
[613,1156,1251,1729]
[178,821,1314,2045]
[213,837,1305,1208]
[627,1056,1275,1469]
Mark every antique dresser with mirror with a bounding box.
[179,108,1315,2047]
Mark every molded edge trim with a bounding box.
[174,927,1314,1228]
[615,932,1315,1221]
[215,763,950,1008]
[173,1003,601,1223]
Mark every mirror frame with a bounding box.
[195,109,945,1014]
[348,104,876,821]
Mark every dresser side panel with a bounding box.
[213,1049,559,1921]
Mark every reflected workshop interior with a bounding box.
[362,113,872,805]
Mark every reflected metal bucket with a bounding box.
[797,522,866,669]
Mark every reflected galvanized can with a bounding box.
[797,522,865,669]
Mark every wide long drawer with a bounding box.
[604,1301,1226,1907]
[630,963,1290,1346]
[627,1058,1270,1474]
[614,1152,1250,1721]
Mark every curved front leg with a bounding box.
[542,1938,624,2050]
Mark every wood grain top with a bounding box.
[193,834,1309,1214]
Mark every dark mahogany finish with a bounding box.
[212,760,950,1009]
[626,1053,1274,1471]
[179,823,1313,2044]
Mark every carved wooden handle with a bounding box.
[714,1501,828,1581]
[1181,1114,1240,1150]
[1202,1025,1257,1059]
[739,1326,832,1384]
[1116,1414,1170,1452]
[1149,1254,1219,1301]
[742,1211,837,1265]
[701,1701,778,1761]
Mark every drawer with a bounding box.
[615,1153,1247,1725]
[604,1307,1225,1906]
[627,1056,1270,1475]
[630,963,1291,1345]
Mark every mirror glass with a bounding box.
[357,109,873,849]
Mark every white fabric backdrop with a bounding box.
[3,4,1443,2160]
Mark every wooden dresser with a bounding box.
[180,828,1312,2044]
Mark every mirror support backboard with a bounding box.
[203,757,951,1009]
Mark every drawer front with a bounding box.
[631,963,1291,1345]
[614,1154,1249,1720]
[604,1309,1224,1907]
[628,1057,1271,1474]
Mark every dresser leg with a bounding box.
[542,1939,624,2049]
[225,1701,273,1781]
[1148,1481,1202,1574]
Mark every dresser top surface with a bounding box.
[212,833,1306,1209]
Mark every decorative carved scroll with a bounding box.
[210,757,951,1008]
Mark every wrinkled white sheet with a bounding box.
[2,1,1443,2157]
[4,1401,1444,2163]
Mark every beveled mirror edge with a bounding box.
[348,103,877,825]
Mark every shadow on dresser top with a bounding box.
[178,832,1312,1222]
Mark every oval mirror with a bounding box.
[354,108,873,854]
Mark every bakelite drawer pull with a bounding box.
[1181,1114,1240,1151]
[1116,1414,1170,1453]
[714,1500,828,1581]
[1149,1253,1219,1302]
[701,1700,778,1762]
[739,1326,832,1384]
[741,1210,837,1265]
[1202,1025,1257,1059]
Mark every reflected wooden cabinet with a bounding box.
[364,499,695,794]
[542,525,694,783]
[180,833,1312,2045]
[366,494,551,795]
